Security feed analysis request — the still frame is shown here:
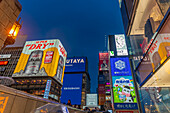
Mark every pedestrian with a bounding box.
[66,99,72,106]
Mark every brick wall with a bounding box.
[0,0,22,49]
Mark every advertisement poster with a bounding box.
[147,33,170,70]
[98,84,105,94]
[60,74,83,105]
[115,34,128,56]
[99,53,109,71]
[112,76,138,110]
[110,57,132,76]
[12,39,67,84]
[43,80,52,99]
[65,57,86,72]
[86,94,98,106]
[99,94,106,105]
[98,74,105,84]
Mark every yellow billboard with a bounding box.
[12,39,67,84]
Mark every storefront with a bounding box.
[134,8,170,113]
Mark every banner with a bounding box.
[99,53,109,71]
[12,39,67,84]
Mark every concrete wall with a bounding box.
[0,85,86,113]
[0,0,22,49]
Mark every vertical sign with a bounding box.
[99,53,109,71]
[115,34,128,56]
[112,76,138,109]
[43,80,52,99]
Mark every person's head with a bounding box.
[103,60,106,64]
[67,99,71,104]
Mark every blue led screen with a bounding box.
[60,74,83,105]
[65,57,86,72]
[110,57,132,76]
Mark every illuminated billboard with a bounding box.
[99,53,109,71]
[12,39,67,84]
[110,57,132,76]
[112,76,138,109]
[115,34,128,56]
[60,74,83,105]
[86,94,98,106]
[98,74,105,84]
[65,57,86,72]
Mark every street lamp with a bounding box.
[2,17,22,49]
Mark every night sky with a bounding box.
[18,0,124,92]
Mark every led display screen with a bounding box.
[65,57,86,72]
[60,74,83,105]
[112,76,138,110]
[110,57,132,76]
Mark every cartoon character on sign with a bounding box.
[114,77,136,103]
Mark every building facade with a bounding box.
[0,0,22,49]
[60,57,90,108]
[119,0,170,112]
[0,35,27,77]
[11,39,67,103]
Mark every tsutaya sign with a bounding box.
[65,57,86,72]
[13,39,67,84]
[66,58,85,64]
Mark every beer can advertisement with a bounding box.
[112,76,138,110]
[12,39,67,84]
[99,53,109,71]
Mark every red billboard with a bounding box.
[99,53,109,71]
[98,84,105,94]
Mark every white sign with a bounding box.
[86,94,98,106]
[0,54,11,58]
[115,34,128,56]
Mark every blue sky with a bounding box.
[18,0,124,92]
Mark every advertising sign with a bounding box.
[12,39,67,84]
[98,74,105,84]
[99,53,109,71]
[110,57,132,76]
[115,34,128,56]
[0,61,8,66]
[99,94,106,105]
[98,84,105,94]
[106,95,111,101]
[43,80,52,99]
[147,33,170,70]
[112,76,138,110]
[0,54,11,59]
[65,57,86,72]
[60,74,82,105]
[86,94,98,106]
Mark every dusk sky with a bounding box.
[18,0,124,92]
